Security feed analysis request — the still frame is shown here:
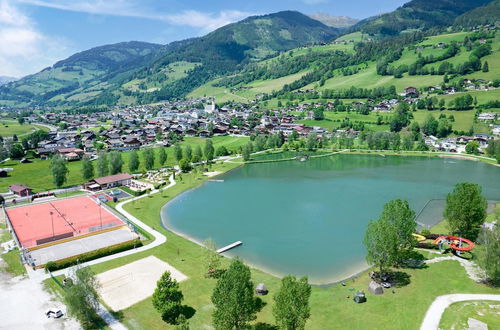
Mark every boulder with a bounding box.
[368,280,384,295]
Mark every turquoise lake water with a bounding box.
[161,155,500,284]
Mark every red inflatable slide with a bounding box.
[433,235,475,252]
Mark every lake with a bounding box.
[161,154,500,284]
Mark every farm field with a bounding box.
[297,111,391,132]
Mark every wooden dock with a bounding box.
[208,179,224,182]
[217,241,242,254]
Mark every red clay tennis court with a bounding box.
[6,196,125,249]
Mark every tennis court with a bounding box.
[6,196,125,249]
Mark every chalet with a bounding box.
[56,147,85,161]
[84,173,132,191]
[492,125,500,136]
[9,184,32,197]
[404,87,419,98]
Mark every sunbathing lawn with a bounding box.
[439,300,500,329]
[86,160,499,329]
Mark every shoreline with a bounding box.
[153,151,498,286]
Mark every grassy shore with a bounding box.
[83,156,498,329]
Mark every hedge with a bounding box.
[121,186,146,197]
[45,239,142,272]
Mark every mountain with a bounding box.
[0,10,338,107]
[309,13,359,28]
[454,0,500,28]
[0,76,18,86]
[0,41,162,106]
[353,0,493,36]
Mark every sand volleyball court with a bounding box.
[96,256,188,311]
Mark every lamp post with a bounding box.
[97,200,102,230]
[49,211,54,238]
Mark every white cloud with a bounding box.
[0,0,70,77]
[162,10,253,33]
[18,0,254,33]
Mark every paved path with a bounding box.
[24,173,177,329]
[420,294,500,330]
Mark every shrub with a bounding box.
[420,229,431,236]
[44,239,142,271]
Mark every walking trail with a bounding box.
[419,255,500,329]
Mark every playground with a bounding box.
[5,196,126,249]
[96,256,188,311]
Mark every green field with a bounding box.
[0,120,47,137]
[417,32,470,46]
[0,136,248,193]
[335,32,370,42]
[1,249,26,276]
[411,109,491,133]
[297,111,391,132]
[76,160,500,330]
[439,301,500,329]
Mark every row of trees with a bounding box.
[153,257,312,329]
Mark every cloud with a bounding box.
[0,0,70,77]
[162,10,253,33]
[18,0,254,33]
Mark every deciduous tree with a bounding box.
[129,150,140,172]
[152,271,184,324]
[50,155,69,188]
[212,259,259,329]
[273,275,311,330]
[444,182,487,240]
[81,155,94,180]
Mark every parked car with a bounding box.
[46,309,63,318]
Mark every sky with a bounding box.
[0,0,408,78]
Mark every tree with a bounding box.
[421,114,438,136]
[108,151,123,174]
[476,226,500,285]
[159,147,167,166]
[174,144,183,162]
[9,144,24,159]
[18,117,25,125]
[306,133,316,151]
[363,218,398,274]
[97,151,109,177]
[143,148,155,170]
[378,199,416,260]
[273,275,311,330]
[390,103,410,132]
[212,259,259,329]
[444,182,487,240]
[242,142,253,161]
[215,146,229,157]
[152,271,184,324]
[204,139,214,164]
[50,155,69,188]
[184,145,192,161]
[129,150,140,172]
[482,61,489,72]
[465,141,480,155]
[203,238,221,276]
[193,145,203,163]
[313,107,324,120]
[179,158,192,173]
[402,134,414,151]
[81,155,94,180]
[63,266,101,328]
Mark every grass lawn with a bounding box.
[435,89,500,106]
[0,120,47,137]
[297,111,391,132]
[83,159,499,329]
[0,136,248,193]
[439,300,500,329]
[1,249,26,276]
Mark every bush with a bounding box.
[425,233,441,239]
[420,229,431,236]
[45,261,56,272]
[44,239,142,271]
[417,242,437,249]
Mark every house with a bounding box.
[9,184,32,197]
[84,173,133,191]
[56,148,85,161]
[404,87,419,98]
[493,125,500,136]
[478,113,496,121]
